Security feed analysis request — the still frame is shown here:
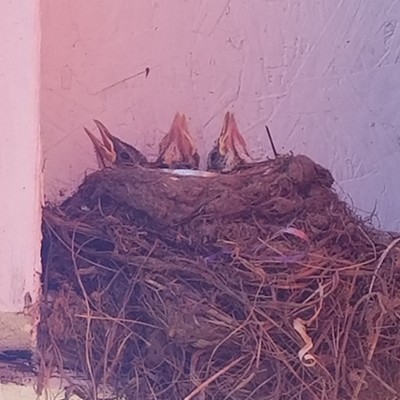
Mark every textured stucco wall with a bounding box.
[41,0,400,231]
[0,0,41,314]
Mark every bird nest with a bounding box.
[40,154,400,400]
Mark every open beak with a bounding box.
[85,119,148,168]
[207,112,251,172]
[219,112,250,161]
[176,113,199,166]
[157,112,180,168]
[157,112,199,169]
[84,120,117,168]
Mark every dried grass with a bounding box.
[39,155,400,400]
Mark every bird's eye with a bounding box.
[210,151,219,163]
[120,152,130,161]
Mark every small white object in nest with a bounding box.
[160,169,219,178]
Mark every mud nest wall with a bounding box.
[40,155,400,400]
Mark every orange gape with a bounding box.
[156,112,200,170]
[207,112,251,172]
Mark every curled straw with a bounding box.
[40,155,400,399]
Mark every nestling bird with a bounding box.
[84,119,147,168]
[207,112,252,172]
[85,114,199,171]
[156,112,200,170]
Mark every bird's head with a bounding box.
[157,112,199,170]
[84,119,147,168]
[207,112,251,172]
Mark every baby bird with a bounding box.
[207,112,251,172]
[156,112,200,170]
[84,119,147,169]
[85,114,200,171]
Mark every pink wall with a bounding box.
[41,1,400,230]
[0,0,41,312]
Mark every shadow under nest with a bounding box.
[40,154,400,400]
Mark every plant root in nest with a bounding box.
[40,154,400,400]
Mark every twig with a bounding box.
[369,237,400,294]
[71,227,98,400]
[265,125,278,157]
[184,356,244,400]
[365,365,398,396]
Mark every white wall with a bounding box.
[41,0,400,231]
[0,1,41,314]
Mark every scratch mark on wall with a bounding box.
[267,0,345,124]
[193,0,230,36]
[93,68,150,95]
[208,0,231,36]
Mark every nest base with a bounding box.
[40,155,400,400]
